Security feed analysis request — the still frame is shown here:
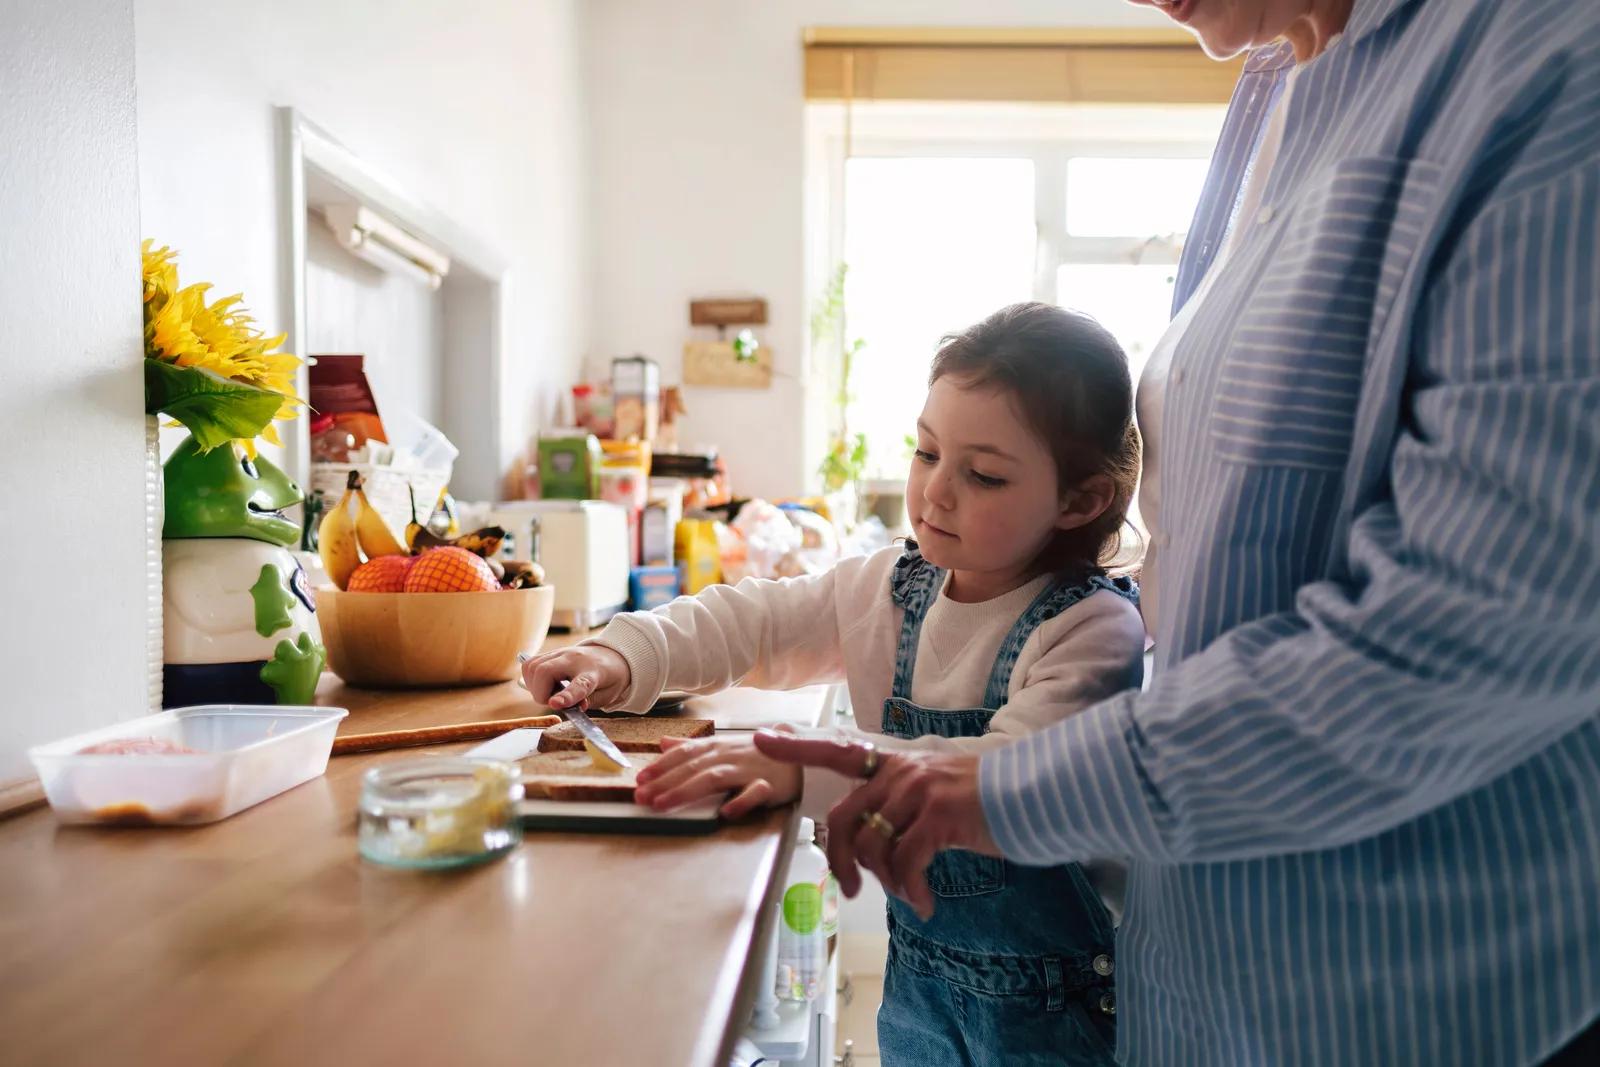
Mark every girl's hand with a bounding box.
[634,727,803,818]
[520,645,632,711]
[753,730,996,921]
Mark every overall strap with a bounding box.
[980,573,1139,708]
[888,543,945,702]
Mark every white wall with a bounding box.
[136,0,592,494]
[0,0,147,783]
[587,1,1171,500]
[305,222,446,432]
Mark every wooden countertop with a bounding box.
[0,665,833,1067]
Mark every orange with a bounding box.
[403,546,499,593]
[347,554,416,593]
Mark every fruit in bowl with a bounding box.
[313,475,556,685]
[317,584,555,688]
[403,546,498,593]
[347,555,415,593]
[316,472,539,593]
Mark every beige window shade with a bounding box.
[804,27,1244,106]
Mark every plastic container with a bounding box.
[775,816,828,1002]
[28,704,348,826]
[387,411,460,472]
[357,757,524,869]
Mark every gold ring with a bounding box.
[860,809,896,840]
[860,743,880,780]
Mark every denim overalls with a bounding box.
[877,547,1134,1066]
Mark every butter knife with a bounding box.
[516,653,633,769]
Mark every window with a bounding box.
[842,157,1037,479]
[809,102,1225,481]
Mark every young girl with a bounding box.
[524,302,1144,1066]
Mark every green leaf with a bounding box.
[144,359,285,452]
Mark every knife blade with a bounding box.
[516,653,633,769]
[560,704,633,770]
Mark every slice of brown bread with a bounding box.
[518,749,659,802]
[536,717,714,754]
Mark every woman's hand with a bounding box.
[634,727,803,818]
[520,644,632,711]
[753,731,998,920]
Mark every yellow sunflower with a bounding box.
[142,240,303,454]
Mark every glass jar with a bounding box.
[358,757,524,869]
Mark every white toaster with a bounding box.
[487,500,631,631]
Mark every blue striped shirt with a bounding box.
[979,1,1600,1063]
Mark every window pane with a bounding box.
[1055,263,1176,384]
[1065,156,1211,238]
[842,157,1036,477]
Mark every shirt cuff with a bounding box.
[978,690,1170,866]
[586,616,664,713]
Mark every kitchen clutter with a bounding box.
[496,351,889,631]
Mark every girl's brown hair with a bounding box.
[929,302,1141,576]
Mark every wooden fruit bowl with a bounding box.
[316,585,555,688]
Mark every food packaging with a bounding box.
[611,355,660,441]
[537,430,601,500]
[675,518,723,594]
[630,565,681,611]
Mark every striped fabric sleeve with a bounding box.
[983,159,1600,867]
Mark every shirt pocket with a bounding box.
[1209,155,1444,469]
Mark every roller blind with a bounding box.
[803,27,1243,106]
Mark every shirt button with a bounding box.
[1093,954,1114,977]
[1099,991,1117,1016]
[1259,205,1276,224]
[1170,367,1186,387]
[890,707,905,725]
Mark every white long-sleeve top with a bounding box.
[590,544,1146,818]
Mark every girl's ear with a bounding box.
[1056,474,1116,532]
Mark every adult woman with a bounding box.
[759,0,1600,1063]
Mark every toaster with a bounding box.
[486,500,631,631]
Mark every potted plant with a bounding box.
[812,263,870,521]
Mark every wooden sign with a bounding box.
[690,298,768,327]
[683,341,773,389]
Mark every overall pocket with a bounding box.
[927,847,1006,897]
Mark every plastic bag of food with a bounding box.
[777,505,840,576]
[730,500,801,580]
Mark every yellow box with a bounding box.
[675,518,723,594]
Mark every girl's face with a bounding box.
[908,377,1080,599]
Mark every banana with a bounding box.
[399,483,504,558]
[448,525,507,558]
[317,480,361,590]
[499,560,544,589]
[351,473,407,558]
